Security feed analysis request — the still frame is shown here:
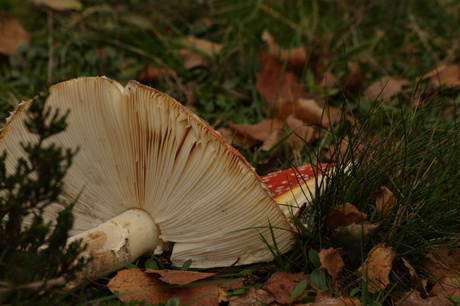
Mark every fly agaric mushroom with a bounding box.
[261,164,330,218]
[0,77,294,279]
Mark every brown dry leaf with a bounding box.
[228,287,275,306]
[228,118,284,142]
[342,62,363,90]
[424,250,460,281]
[262,271,310,304]
[293,99,324,126]
[358,243,396,293]
[364,76,410,101]
[316,70,338,89]
[430,275,460,301]
[181,35,223,56]
[179,49,208,69]
[429,64,460,88]
[286,115,316,147]
[261,128,284,152]
[256,50,309,112]
[318,248,345,284]
[326,203,368,231]
[138,64,177,83]
[312,296,362,305]
[179,36,222,69]
[108,269,220,305]
[375,186,397,219]
[32,0,82,11]
[145,269,216,285]
[335,222,380,249]
[261,30,307,70]
[108,269,171,305]
[0,16,30,55]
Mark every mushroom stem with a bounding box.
[68,208,164,280]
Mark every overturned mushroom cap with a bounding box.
[261,164,330,218]
[1,77,294,273]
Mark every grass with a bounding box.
[1,0,460,304]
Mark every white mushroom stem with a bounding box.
[67,208,165,279]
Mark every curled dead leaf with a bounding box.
[358,243,396,293]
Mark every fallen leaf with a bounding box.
[0,16,30,55]
[32,0,82,11]
[293,99,324,126]
[326,203,368,231]
[180,49,208,69]
[145,269,216,285]
[318,248,345,283]
[374,186,397,219]
[181,35,223,56]
[286,115,316,147]
[261,128,285,152]
[108,269,220,305]
[261,30,307,70]
[430,275,460,301]
[313,296,362,305]
[334,222,380,249]
[228,286,275,306]
[256,50,309,112]
[108,269,171,305]
[424,249,460,281]
[138,64,177,83]
[358,243,396,293]
[316,70,338,89]
[364,76,410,101]
[228,118,284,142]
[262,271,311,304]
[429,64,460,88]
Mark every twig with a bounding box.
[0,277,66,294]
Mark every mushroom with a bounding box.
[261,164,330,218]
[1,77,294,279]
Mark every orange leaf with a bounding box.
[0,16,30,55]
[145,269,216,285]
[107,269,171,304]
[358,243,396,293]
[108,269,220,305]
